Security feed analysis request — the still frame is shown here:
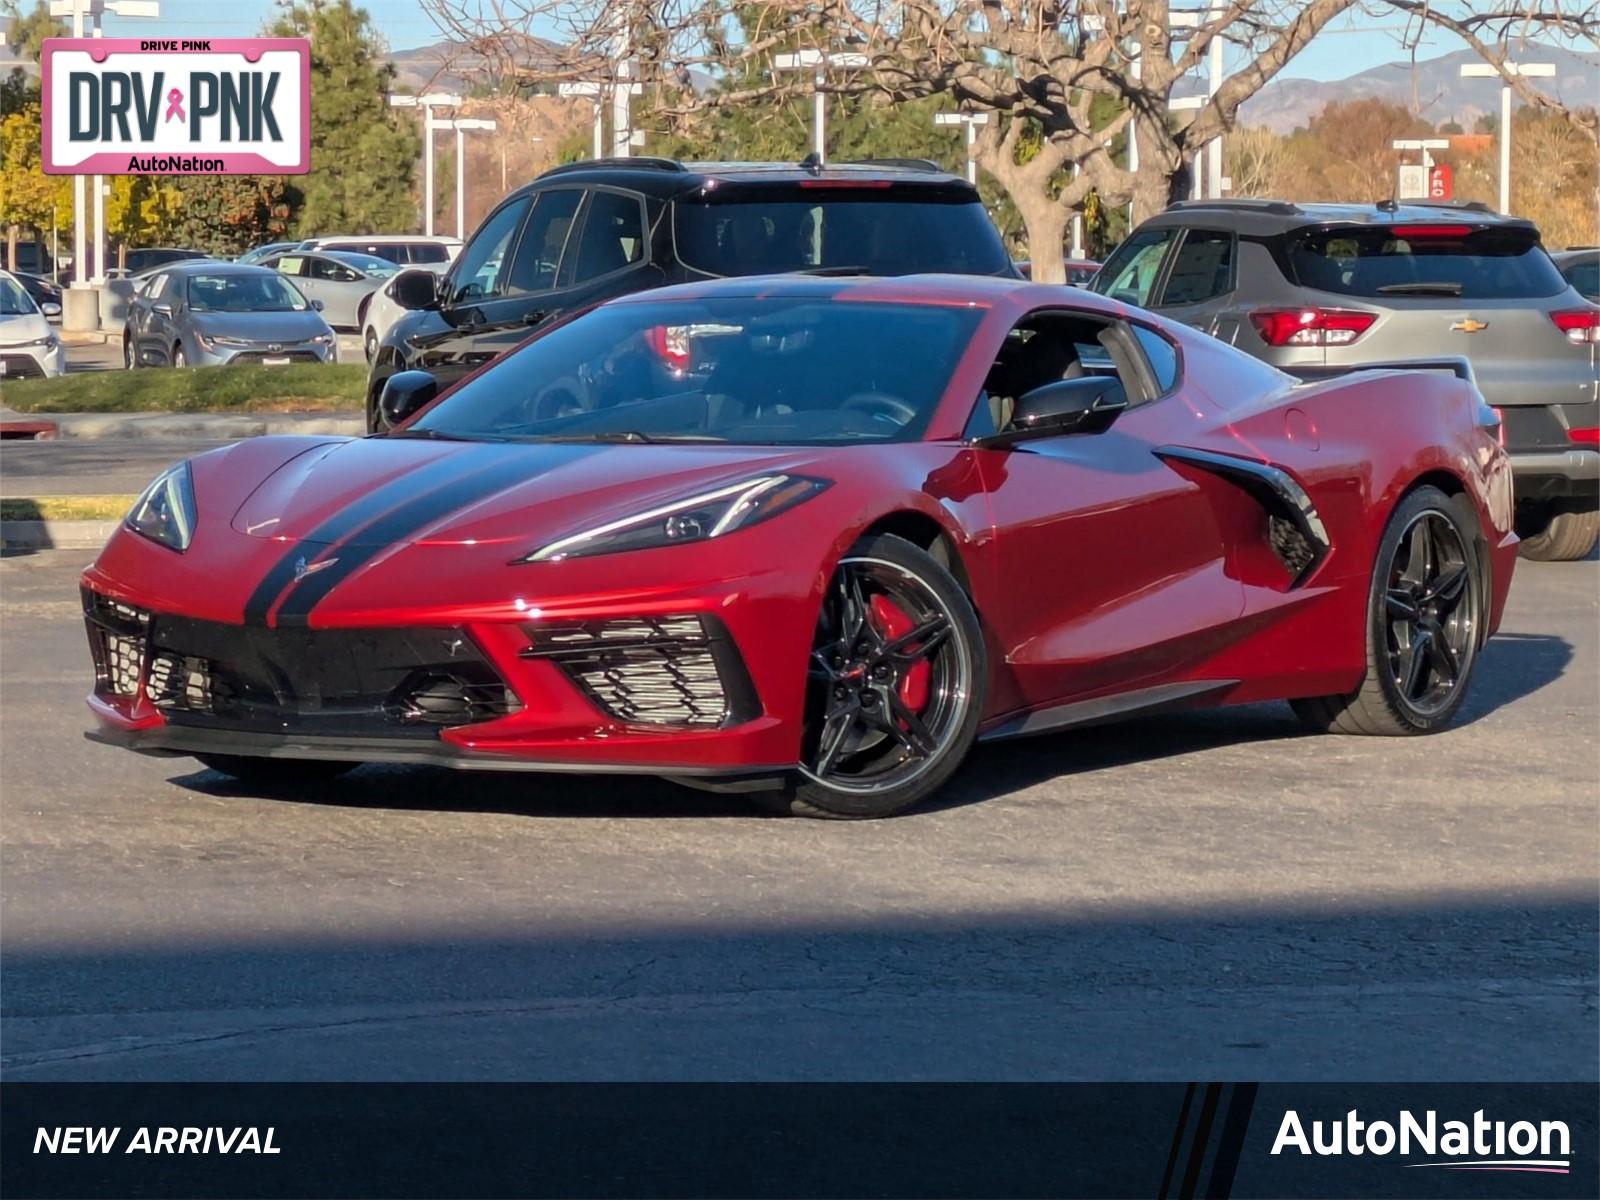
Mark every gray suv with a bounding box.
[1092,199,1599,560]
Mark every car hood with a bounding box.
[190,309,329,341]
[0,312,50,344]
[229,436,817,551]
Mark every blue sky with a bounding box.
[80,0,1514,84]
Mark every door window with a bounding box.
[1131,325,1180,393]
[566,190,647,283]
[447,197,532,305]
[1157,229,1234,306]
[1091,229,1176,307]
[311,257,362,283]
[271,256,306,277]
[507,190,583,294]
[972,310,1156,437]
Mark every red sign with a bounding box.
[1428,163,1453,201]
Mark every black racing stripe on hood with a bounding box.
[241,448,493,625]
[269,446,597,628]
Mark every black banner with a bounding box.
[3,1083,1595,1198]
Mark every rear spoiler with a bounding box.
[1286,356,1476,385]
[1287,357,1498,431]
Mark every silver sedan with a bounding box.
[123,262,337,368]
[261,249,398,331]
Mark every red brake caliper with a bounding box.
[869,594,930,713]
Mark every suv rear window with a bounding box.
[674,186,1011,277]
[1289,225,1569,299]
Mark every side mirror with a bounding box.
[980,376,1128,447]
[309,298,325,312]
[391,268,438,311]
[378,370,439,428]
[41,301,61,317]
[151,302,173,317]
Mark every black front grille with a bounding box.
[228,350,321,365]
[0,353,46,379]
[83,589,517,736]
[521,615,758,728]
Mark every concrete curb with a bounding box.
[2,517,119,550]
[0,411,363,439]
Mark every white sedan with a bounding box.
[0,270,65,380]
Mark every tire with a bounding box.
[1292,486,1484,736]
[1517,509,1599,562]
[364,327,378,363]
[756,533,985,819]
[194,754,357,784]
[123,334,138,369]
[172,342,187,368]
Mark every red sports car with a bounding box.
[83,275,1517,818]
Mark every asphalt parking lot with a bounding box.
[0,547,1594,1082]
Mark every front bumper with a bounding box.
[0,342,64,379]
[191,340,334,367]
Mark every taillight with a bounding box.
[1249,307,1377,347]
[1549,308,1600,345]
[1569,427,1600,445]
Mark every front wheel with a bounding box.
[172,342,187,368]
[123,334,138,369]
[1293,486,1484,735]
[760,534,985,819]
[364,327,378,363]
[1518,509,1599,562]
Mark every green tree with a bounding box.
[0,101,73,268]
[4,0,64,64]
[162,175,296,255]
[266,0,419,235]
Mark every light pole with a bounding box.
[932,112,988,185]
[772,49,870,163]
[388,92,462,236]
[49,0,159,316]
[441,118,497,241]
[1459,61,1556,214]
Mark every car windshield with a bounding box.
[0,276,37,316]
[1289,225,1570,299]
[186,273,309,312]
[673,188,1012,277]
[407,295,981,446]
[326,251,399,278]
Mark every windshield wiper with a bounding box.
[390,427,474,441]
[795,265,876,277]
[544,431,727,444]
[1375,282,1464,295]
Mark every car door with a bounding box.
[141,272,182,363]
[1149,227,1237,339]
[307,255,367,328]
[125,271,162,361]
[972,307,1244,718]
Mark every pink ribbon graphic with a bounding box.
[164,88,185,123]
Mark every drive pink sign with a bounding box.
[41,38,309,175]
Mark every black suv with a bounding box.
[1092,199,1599,561]
[367,156,1014,430]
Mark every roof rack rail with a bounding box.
[1386,198,1496,214]
[846,157,946,173]
[1164,198,1302,215]
[540,156,687,178]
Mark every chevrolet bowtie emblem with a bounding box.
[1451,318,1489,334]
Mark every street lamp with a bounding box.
[50,0,160,312]
[1392,138,1450,199]
[388,92,462,236]
[932,112,989,185]
[1459,61,1556,214]
[771,49,870,163]
[441,118,497,241]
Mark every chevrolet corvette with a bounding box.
[83,275,1518,818]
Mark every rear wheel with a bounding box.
[1293,486,1483,735]
[123,334,138,369]
[1518,509,1599,562]
[364,327,378,363]
[195,754,356,784]
[758,534,984,819]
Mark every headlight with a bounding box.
[126,463,198,552]
[520,474,830,563]
[10,334,57,348]
[195,332,252,350]
[310,333,333,345]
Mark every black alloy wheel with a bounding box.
[768,534,984,819]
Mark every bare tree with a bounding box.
[422,1,1599,280]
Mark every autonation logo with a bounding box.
[1272,1108,1571,1174]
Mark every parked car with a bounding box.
[261,249,398,331]
[83,274,1517,817]
[367,156,1019,430]
[1015,257,1101,285]
[295,235,461,269]
[14,271,63,319]
[1091,199,1599,561]
[0,270,65,379]
[122,261,336,369]
[6,241,55,277]
[360,271,414,362]
[1552,248,1599,303]
[236,241,302,266]
[112,247,213,277]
